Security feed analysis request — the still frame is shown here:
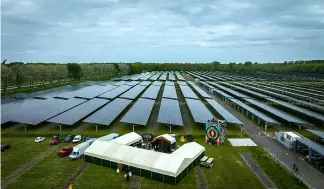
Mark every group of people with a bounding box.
[124,167,131,182]
[293,163,299,174]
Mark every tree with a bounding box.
[67,63,81,80]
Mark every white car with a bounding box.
[35,137,45,143]
[72,135,82,143]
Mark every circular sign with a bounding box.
[206,126,219,140]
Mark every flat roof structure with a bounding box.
[245,98,312,127]
[185,98,214,124]
[306,129,324,139]
[83,98,132,126]
[141,85,162,100]
[206,99,242,125]
[162,85,178,99]
[187,81,211,99]
[120,98,155,126]
[47,98,109,126]
[228,138,257,147]
[11,98,86,126]
[120,85,147,100]
[98,85,133,99]
[297,137,324,156]
[267,98,324,122]
[157,98,184,128]
[179,85,199,99]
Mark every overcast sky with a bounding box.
[1,0,324,63]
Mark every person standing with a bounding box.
[293,163,296,172]
[296,166,299,174]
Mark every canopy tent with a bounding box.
[152,134,176,153]
[84,133,205,184]
[111,132,142,146]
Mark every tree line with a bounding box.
[1,63,131,93]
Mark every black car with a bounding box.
[1,144,12,152]
[64,135,73,142]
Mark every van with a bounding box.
[72,135,82,143]
[69,142,89,160]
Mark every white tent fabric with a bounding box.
[111,132,142,146]
[153,134,176,144]
[85,133,205,177]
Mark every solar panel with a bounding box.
[165,81,174,86]
[83,98,132,126]
[179,85,199,99]
[267,98,324,122]
[229,98,279,125]
[223,83,272,99]
[159,74,167,81]
[120,85,147,99]
[175,72,185,81]
[47,98,109,125]
[150,73,162,80]
[138,81,151,87]
[152,81,163,86]
[188,81,211,99]
[11,98,86,125]
[177,81,187,86]
[162,85,178,99]
[199,81,215,89]
[209,82,251,99]
[297,137,324,156]
[141,85,162,100]
[185,98,214,124]
[168,73,176,81]
[125,81,140,86]
[206,99,242,125]
[1,98,45,124]
[120,98,155,126]
[112,81,127,86]
[245,98,311,126]
[157,98,184,126]
[306,129,324,139]
[98,85,133,99]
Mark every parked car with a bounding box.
[72,135,82,143]
[58,147,73,157]
[51,136,62,145]
[35,137,45,143]
[64,135,73,143]
[69,142,89,160]
[1,144,11,152]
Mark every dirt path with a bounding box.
[1,146,59,188]
[148,84,164,133]
[194,166,208,189]
[175,85,192,134]
[63,163,89,189]
[241,153,277,189]
[128,175,142,189]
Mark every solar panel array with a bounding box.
[229,98,279,125]
[187,81,211,99]
[175,72,185,81]
[83,98,132,126]
[185,98,214,124]
[168,73,176,81]
[120,85,147,99]
[179,85,199,99]
[120,98,155,125]
[150,73,162,80]
[159,73,167,81]
[139,81,152,86]
[48,98,109,125]
[152,81,163,86]
[112,81,127,86]
[125,81,140,86]
[162,85,178,99]
[206,99,242,125]
[157,98,184,126]
[297,137,324,155]
[177,81,187,86]
[165,81,175,86]
[98,85,133,99]
[209,82,251,99]
[141,85,162,99]
[11,98,86,125]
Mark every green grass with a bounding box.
[5,142,82,189]
[1,137,51,180]
[250,148,307,189]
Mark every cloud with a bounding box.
[1,0,324,63]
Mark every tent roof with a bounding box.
[85,133,205,177]
[111,132,142,146]
[153,134,176,144]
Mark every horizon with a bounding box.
[2,0,324,62]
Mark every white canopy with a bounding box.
[85,133,205,177]
[111,132,142,146]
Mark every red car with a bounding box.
[58,147,73,157]
[51,136,62,145]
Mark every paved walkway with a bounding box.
[241,152,277,189]
[213,96,324,189]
